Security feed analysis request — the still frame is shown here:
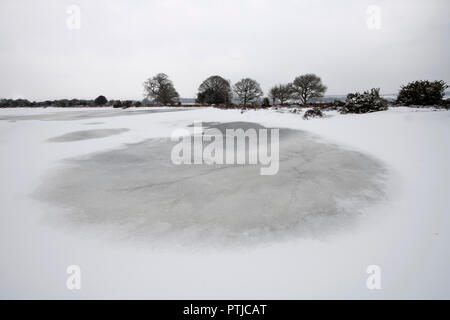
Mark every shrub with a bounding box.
[55,99,69,107]
[341,88,388,114]
[261,97,270,108]
[303,108,323,119]
[94,95,108,105]
[396,80,448,106]
[0,99,32,108]
[122,100,133,109]
[441,98,450,109]
[113,101,122,108]
[333,100,345,108]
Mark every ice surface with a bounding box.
[48,129,129,142]
[36,122,386,246]
[0,107,196,121]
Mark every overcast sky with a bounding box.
[0,0,449,100]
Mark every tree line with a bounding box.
[1,75,448,112]
[142,73,448,110]
[144,73,327,106]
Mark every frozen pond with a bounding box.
[36,121,387,247]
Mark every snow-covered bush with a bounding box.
[303,108,323,119]
[396,80,448,106]
[442,98,450,109]
[341,88,388,114]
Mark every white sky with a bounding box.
[0,0,449,100]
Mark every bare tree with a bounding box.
[269,84,293,105]
[143,73,179,105]
[268,86,279,105]
[291,74,327,105]
[278,84,294,105]
[197,75,231,104]
[233,78,263,106]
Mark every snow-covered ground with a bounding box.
[0,106,449,299]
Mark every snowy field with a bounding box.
[0,106,449,299]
